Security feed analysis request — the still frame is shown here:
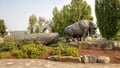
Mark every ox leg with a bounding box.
[76,36,81,41]
[76,36,82,41]
[66,36,73,42]
[81,33,87,41]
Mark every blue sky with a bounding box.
[0,0,95,31]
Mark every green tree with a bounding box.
[28,14,37,33]
[70,0,93,22]
[0,19,7,37]
[95,0,120,40]
[52,6,71,34]
[52,0,93,35]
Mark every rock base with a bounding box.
[67,40,114,50]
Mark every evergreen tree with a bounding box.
[70,0,93,22]
[52,0,93,35]
[52,5,71,34]
[95,0,120,39]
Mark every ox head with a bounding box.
[89,21,97,37]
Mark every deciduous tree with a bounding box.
[28,14,37,33]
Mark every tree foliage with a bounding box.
[28,14,37,33]
[35,17,45,33]
[52,0,93,35]
[28,14,51,33]
[95,0,120,40]
[0,19,7,37]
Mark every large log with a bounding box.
[4,33,59,45]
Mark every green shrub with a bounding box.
[53,49,61,55]
[52,45,65,55]
[12,44,48,58]
[54,55,60,61]
[63,46,79,57]
[52,45,79,57]
[0,52,11,59]
[0,40,17,51]
[11,49,28,59]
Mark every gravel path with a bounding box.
[0,59,120,68]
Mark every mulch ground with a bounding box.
[6,48,120,63]
[38,48,120,63]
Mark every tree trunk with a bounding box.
[4,33,59,45]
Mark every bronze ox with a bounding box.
[63,20,97,42]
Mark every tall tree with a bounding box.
[0,19,7,37]
[28,14,51,33]
[52,5,71,34]
[35,17,51,33]
[42,20,50,33]
[36,17,45,33]
[95,0,120,39]
[52,0,93,35]
[28,14,37,33]
[70,0,93,22]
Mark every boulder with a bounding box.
[81,55,110,64]
[81,55,89,63]
[66,41,79,47]
[67,40,114,50]
[98,40,114,50]
[81,55,97,63]
[97,56,110,64]
[47,55,60,61]
[113,41,120,49]
[116,56,120,60]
